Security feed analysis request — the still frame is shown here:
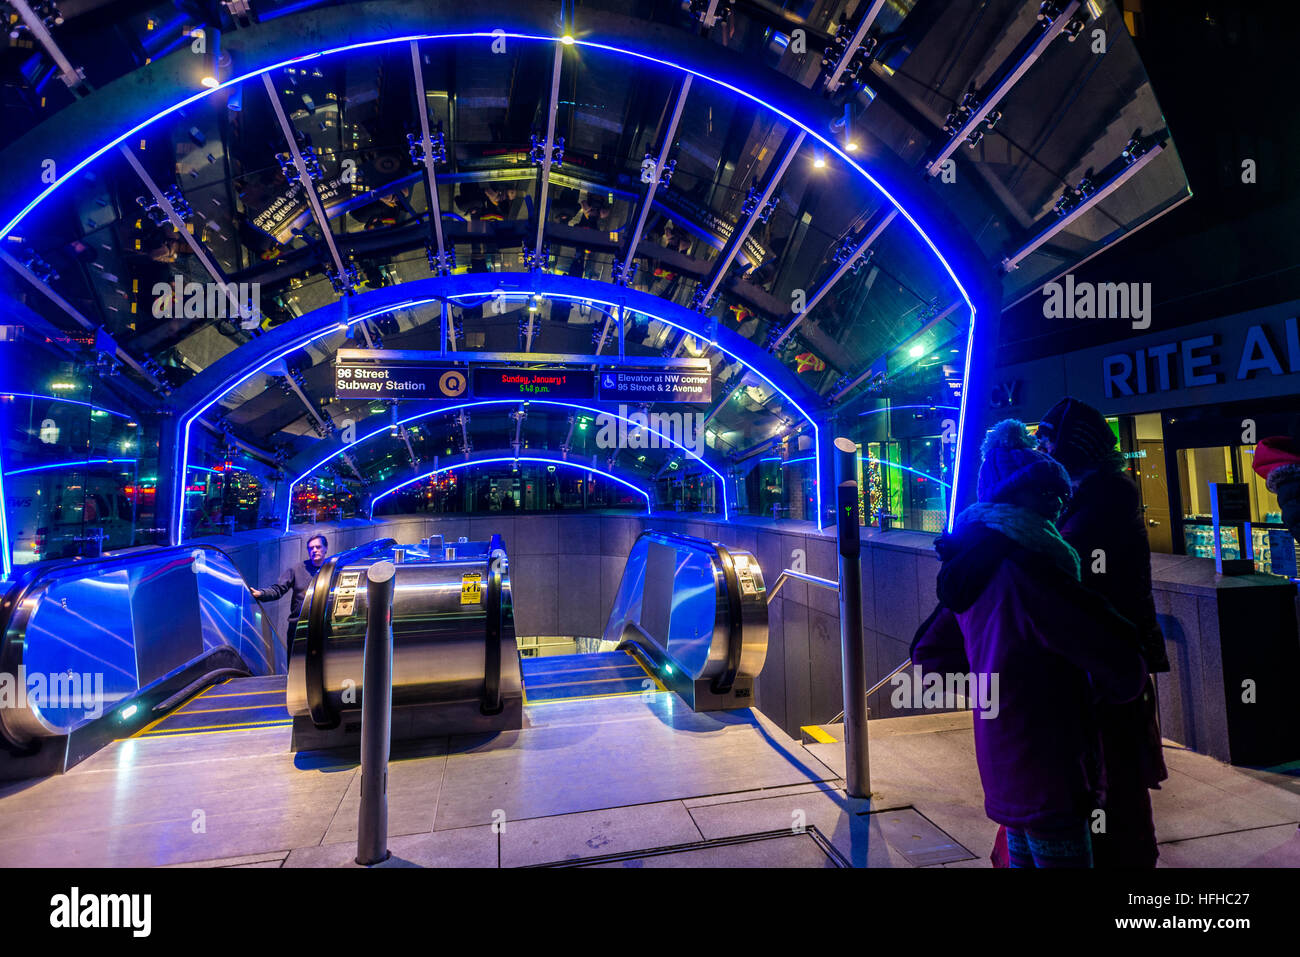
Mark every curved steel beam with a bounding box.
[285,397,731,529]
[367,449,653,519]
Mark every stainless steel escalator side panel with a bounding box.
[602,531,768,688]
[285,555,522,718]
[0,545,284,745]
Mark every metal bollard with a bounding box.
[834,437,871,798]
[356,559,395,865]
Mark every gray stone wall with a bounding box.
[190,512,1300,755]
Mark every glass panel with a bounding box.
[1176,446,1233,522]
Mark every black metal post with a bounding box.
[834,436,870,797]
[356,559,395,865]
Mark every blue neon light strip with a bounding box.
[368,457,652,517]
[449,288,822,526]
[781,455,815,465]
[8,458,137,475]
[284,397,729,531]
[865,457,950,489]
[173,298,442,543]
[0,392,134,420]
[0,440,10,580]
[857,404,959,417]
[0,33,977,539]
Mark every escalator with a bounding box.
[0,543,288,778]
[595,530,769,711]
[285,533,524,751]
[517,530,768,708]
[0,527,770,778]
[287,528,770,745]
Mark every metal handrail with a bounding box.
[826,658,912,725]
[768,569,839,600]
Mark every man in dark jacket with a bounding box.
[252,534,329,641]
[1037,396,1169,869]
[912,419,1147,868]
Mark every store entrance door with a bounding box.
[1137,438,1173,553]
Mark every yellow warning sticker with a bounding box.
[461,572,482,604]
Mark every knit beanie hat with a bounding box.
[1037,396,1124,478]
[1252,436,1300,491]
[977,419,1072,504]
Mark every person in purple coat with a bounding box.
[911,419,1148,868]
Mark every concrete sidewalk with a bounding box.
[0,698,1295,868]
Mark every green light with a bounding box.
[908,344,925,358]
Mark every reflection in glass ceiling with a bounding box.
[0,0,1186,523]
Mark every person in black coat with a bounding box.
[1037,397,1169,868]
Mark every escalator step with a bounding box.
[520,650,661,703]
[140,703,290,735]
[524,674,656,702]
[520,652,633,675]
[174,689,285,712]
[521,662,647,686]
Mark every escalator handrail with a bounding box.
[481,533,507,714]
[710,543,746,695]
[303,537,398,730]
[0,542,272,658]
[641,529,724,554]
[633,529,747,692]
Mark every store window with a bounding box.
[1177,444,1292,574]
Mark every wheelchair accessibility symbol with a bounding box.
[602,374,615,388]
[439,371,467,397]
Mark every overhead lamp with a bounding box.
[846,142,859,152]
[560,35,575,45]
[813,153,826,169]
[199,30,231,89]
[908,344,925,358]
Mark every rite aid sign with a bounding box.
[1102,316,1300,399]
[995,300,1300,417]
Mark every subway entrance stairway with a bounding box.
[1,531,1298,867]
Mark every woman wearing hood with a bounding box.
[911,419,1147,868]
[1037,397,1170,869]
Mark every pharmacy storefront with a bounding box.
[996,298,1300,573]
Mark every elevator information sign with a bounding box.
[598,370,712,403]
[336,364,468,399]
[472,368,594,400]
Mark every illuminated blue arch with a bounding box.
[369,452,652,517]
[0,19,999,545]
[286,397,730,530]
[167,272,810,543]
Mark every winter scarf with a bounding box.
[957,501,1082,581]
